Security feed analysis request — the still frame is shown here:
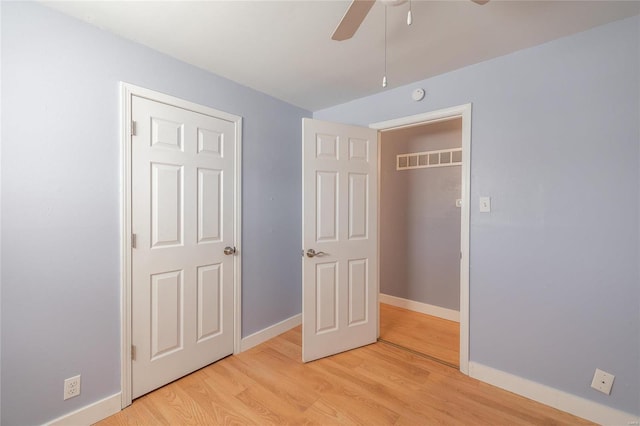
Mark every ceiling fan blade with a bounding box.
[470,0,490,4]
[331,0,376,41]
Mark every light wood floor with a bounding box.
[97,326,593,425]
[379,303,460,367]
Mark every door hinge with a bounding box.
[132,233,137,249]
[131,120,137,136]
[131,345,136,361]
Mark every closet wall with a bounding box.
[380,118,462,311]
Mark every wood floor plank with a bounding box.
[97,326,593,426]
[176,369,258,425]
[379,302,460,366]
[306,359,401,424]
[224,350,318,413]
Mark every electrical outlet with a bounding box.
[591,368,614,395]
[63,375,81,400]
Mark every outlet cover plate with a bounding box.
[591,368,614,395]
[64,375,81,400]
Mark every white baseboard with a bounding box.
[47,392,121,426]
[240,313,301,352]
[379,293,460,322]
[469,362,639,426]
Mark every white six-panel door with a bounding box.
[302,118,378,362]
[131,95,236,398]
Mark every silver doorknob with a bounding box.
[224,246,236,255]
[305,249,326,258]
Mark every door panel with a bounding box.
[316,261,339,333]
[348,258,368,325]
[348,173,368,239]
[197,168,222,242]
[150,270,183,359]
[132,96,235,398]
[197,264,222,340]
[316,171,338,241]
[151,163,183,247]
[302,118,378,362]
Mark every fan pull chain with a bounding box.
[382,6,388,88]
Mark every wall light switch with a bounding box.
[479,197,491,213]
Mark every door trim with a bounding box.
[370,103,471,375]
[119,82,243,407]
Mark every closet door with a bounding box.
[131,95,237,398]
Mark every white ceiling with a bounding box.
[44,0,640,111]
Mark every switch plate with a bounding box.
[479,197,491,213]
[591,369,614,395]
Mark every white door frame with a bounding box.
[119,82,243,407]
[370,103,471,375]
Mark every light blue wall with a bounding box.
[0,2,308,424]
[316,15,640,415]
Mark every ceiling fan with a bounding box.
[331,0,489,41]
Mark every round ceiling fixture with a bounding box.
[412,88,425,101]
